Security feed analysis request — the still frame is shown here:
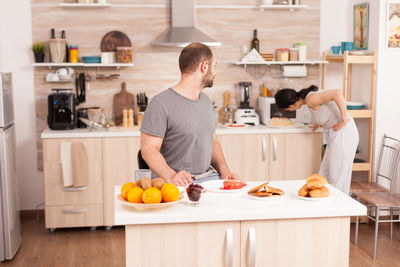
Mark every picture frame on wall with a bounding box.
[354,2,369,50]
[387,0,400,49]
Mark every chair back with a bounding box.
[375,134,400,192]
[137,150,149,170]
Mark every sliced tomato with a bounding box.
[220,180,246,190]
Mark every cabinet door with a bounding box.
[102,137,140,225]
[268,133,322,180]
[240,218,350,267]
[217,134,268,181]
[126,221,241,267]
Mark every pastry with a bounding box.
[306,174,327,189]
[269,117,294,127]
[253,191,273,197]
[265,186,285,195]
[248,182,269,194]
[298,184,310,197]
[309,186,330,198]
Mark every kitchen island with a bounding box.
[115,180,366,267]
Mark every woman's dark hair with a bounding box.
[274,85,318,109]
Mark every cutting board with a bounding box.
[113,82,134,126]
[100,31,132,52]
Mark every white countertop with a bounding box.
[114,180,366,225]
[41,125,322,139]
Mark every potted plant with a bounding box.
[32,43,45,62]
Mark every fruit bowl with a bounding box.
[116,194,184,210]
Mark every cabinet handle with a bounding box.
[62,208,87,214]
[262,137,266,162]
[249,227,256,267]
[62,186,88,192]
[226,228,233,267]
[273,137,278,161]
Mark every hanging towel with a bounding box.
[71,142,89,187]
[60,142,73,187]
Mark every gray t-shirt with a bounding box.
[140,88,216,176]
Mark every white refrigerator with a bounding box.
[0,72,21,261]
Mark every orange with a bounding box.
[127,187,144,203]
[121,182,136,200]
[160,183,180,202]
[142,187,162,204]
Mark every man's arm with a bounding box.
[210,134,240,180]
[140,132,192,186]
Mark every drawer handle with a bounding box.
[273,137,278,161]
[262,137,266,162]
[249,227,256,267]
[226,228,233,267]
[62,186,88,192]
[62,208,87,214]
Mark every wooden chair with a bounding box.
[350,135,394,194]
[354,135,400,259]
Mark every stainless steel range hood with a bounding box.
[152,0,221,47]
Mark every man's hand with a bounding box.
[220,169,241,181]
[331,117,349,131]
[167,170,193,186]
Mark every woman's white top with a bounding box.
[305,91,345,129]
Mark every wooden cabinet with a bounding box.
[268,133,322,180]
[42,138,104,228]
[126,221,241,267]
[217,134,267,181]
[125,217,349,267]
[102,137,140,226]
[218,133,322,181]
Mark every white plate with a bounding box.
[117,194,184,210]
[201,180,247,193]
[247,193,284,201]
[296,194,332,201]
[267,122,305,128]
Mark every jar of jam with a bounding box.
[275,48,289,61]
[116,46,133,63]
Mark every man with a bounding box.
[140,42,239,186]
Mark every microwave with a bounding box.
[258,97,311,125]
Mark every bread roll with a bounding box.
[309,186,329,198]
[306,174,327,189]
[298,184,310,197]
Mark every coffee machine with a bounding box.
[234,82,260,125]
[47,88,76,130]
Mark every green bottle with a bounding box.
[251,29,260,52]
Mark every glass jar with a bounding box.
[275,48,289,61]
[223,107,234,124]
[116,46,133,63]
[289,48,299,61]
[294,42,307,61]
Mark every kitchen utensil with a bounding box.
[77,107,100,128]
[96,73,120,80]
[136,92,148,112]
[79,118,107,130]
[234,82,260,126]
[56,67,74,81]
[49,39,66,63]
[100,31,132,52]
[75,73,86,105]
[116,194,183,210]
[113,82,134,125]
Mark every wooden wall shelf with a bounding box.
[32,63,134,69]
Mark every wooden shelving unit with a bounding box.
[235,60,328,67]
[321,51,376,181]
[58,3,112,8]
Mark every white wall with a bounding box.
[0,0,44,210]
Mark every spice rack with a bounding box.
[32,63,134,70]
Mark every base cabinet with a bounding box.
[125,217,350,267]
[218,133,322,181]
